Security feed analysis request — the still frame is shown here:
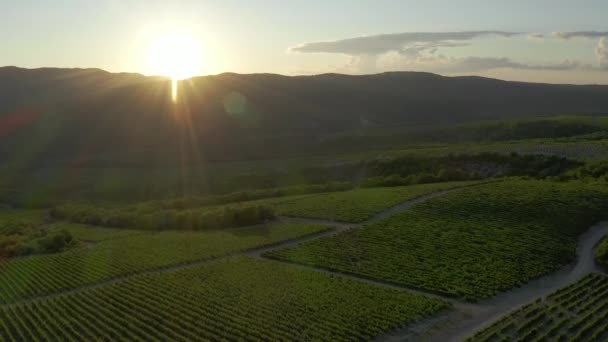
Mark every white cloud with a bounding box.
[290,31,517,55]
[291,30,608,74]
[376,54,590,74]
[554,31,608,69]
[554,31,608,39]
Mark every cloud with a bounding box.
[457,57,591,72]
[528,33,545,39]
[554,31,608,39]
[454,57,559,71]
[290,31,517,55]
[292,30,608,75]
[553,31,608,69]
[376,54,590,74]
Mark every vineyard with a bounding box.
[266,180,608,300]
[0,257,450,341]
[0,223,328,304]
[468,273,608,341]
[271,180,478,222]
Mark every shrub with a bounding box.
[51,203,275,232]
[595,238,608,268]
[37,230,74,253]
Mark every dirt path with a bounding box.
[377,221,608,342]
[247,188,457,258]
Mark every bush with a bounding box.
[37,230,74,253]
[595,238,608,268]
[51,203,275,232]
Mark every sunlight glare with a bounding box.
[147,32,203,81]
[171,79,178,104]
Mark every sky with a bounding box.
[1,0,608,84]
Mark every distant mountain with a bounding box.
[1,66,608,165]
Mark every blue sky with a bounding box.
[1,0,607,83]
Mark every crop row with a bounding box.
[0,223,328,304]
[0,257,450,341]
[270,180,480,223]
[266,180,608,300]
[468,273,608,341]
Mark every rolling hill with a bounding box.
[2,66,608,166]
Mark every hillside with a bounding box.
[2,67,608,166]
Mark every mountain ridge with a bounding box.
[2,66,608,165]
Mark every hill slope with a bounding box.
[2,67,608,165]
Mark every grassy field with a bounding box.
[0,223,328,304]
[0,257,450,341]
[468,273,608,341]
[271,180,480,222]
[266,180,608,300]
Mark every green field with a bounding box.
[271,180,480,222]
[0,223,328,304]
[468,273,608,341]
[3,115,608,339]
[266,180,608,300]
[0,257,449,341]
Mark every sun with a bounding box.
[147,31,203,80]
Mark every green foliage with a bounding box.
[272,180,480,222]
[0,257,449,341]
[0,223,328,304]
[50,203,276,231]
[36,229,74,253]
[266,180,608,300]
[561,160,608,181]
[595,238,608,268]
[48,223,145,242]
[0,209,75,258]
[138,181,354,211]
[468,273,608,341]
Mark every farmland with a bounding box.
[467,273,608,341]
[0,223,328,304]
[2,155,608,339]
[266,180,608,300]
[271,180,480,222]
[0,257,450,341]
